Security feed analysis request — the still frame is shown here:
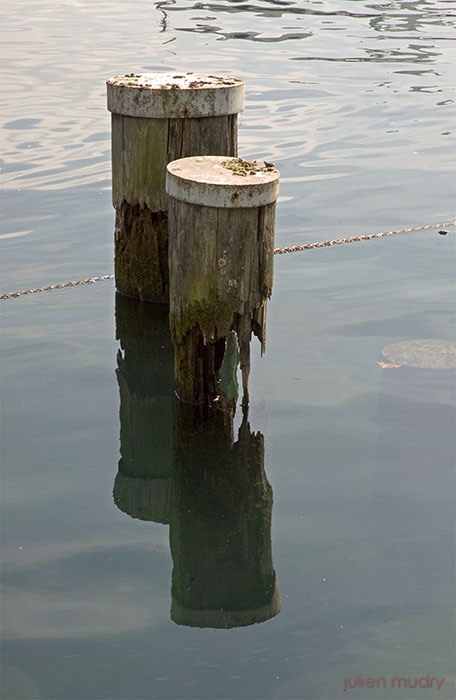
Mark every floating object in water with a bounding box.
[380,339,456,370]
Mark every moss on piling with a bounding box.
[115,203,168,302]
[170,292,239,346]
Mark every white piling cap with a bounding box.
[107,73,245,118]
[166,156,280,208]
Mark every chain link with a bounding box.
[273,221,455,255]
[1,221,454,300]
[0,274,114,300]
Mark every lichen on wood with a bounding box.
[221,157,276,177]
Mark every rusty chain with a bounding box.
[0,274,115,300]
[1,221,454,300]
[273,220,455,254]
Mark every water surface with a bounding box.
[1,1,455,698]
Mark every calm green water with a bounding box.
[1,1,455,699]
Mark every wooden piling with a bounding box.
[166,155,279,408]
[107,73,245,301]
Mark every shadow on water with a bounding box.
[112,293,281,629]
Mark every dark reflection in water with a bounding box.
[157,0,379,20]
[184,28,313,41]
[157,0,450,63]
[291,50,436,62]
[113,293,280,628]
[114,295,175,524]
[171,404,280,628]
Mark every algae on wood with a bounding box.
[168,197,276,406]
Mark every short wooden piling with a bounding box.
[166,155,279,408]
[107,73,245,301]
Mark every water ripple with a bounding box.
[1,0,454,236]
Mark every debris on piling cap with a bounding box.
[107,72,245,118]
[166,155,280,208]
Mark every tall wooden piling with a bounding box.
[166,155,279,408]
[107,73,245,301]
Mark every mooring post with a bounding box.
[166,155,279,408]
[107,73,245,301]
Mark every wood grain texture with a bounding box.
[111,112,238,301]
[114,203,168,301]
[168,196,276,405]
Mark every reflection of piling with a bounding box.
[112,292,281,627]
[170,405,281,628]
[107,73,244,301]
[374,339,455,597]
[113,294,175,524]
[166,156,279,408]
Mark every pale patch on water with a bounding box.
[0,230,33,240]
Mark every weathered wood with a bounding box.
[170,404,281,628]
[111,113,239,212]
[108,73,244,301]
[166,156,279,408]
